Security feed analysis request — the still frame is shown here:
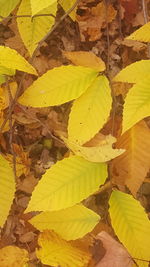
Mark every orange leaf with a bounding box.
[111,121,150,196]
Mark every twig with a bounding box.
[0,0,80,134]
[0,13,55,23]
[141,0,150,57]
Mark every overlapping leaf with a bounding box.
[0,0,20,19]
[26,155,107,212]
[30,0,56,15]
[122,77,150,133]
[63,135,125,162]
[59,0,77,20]
[29,204,100,240]
[63,51,106,71]
[0,155,15,227]
[68,75,112,145]
[0,46,37,75]
[126,22,150,43]
[18,65,98,107]
[114,60,150,83]
[109,191,150,267]
[0,75,6,85]
[111,121,150,196]
[0,246,29,267]
[17,0,57,56]
[36,230,91,267]
[0,66,15,76]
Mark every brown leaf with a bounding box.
[95,231,133,267]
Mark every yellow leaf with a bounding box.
[0,75,5,85]
[18,65,98,107]
[63,51,106,71]
[29,204,100,240]
[36,230,91,267]
[114,60,150,83]
[0,46,37,75]
[30,0,56,16]
[0,0,20,19]
[126,22,150,43]
[122,77,150,133]
[111,121,150,196]
[17,0,57,56]
[63,135,125,163]
[0,66,15,76]
[26,155,107,212]
[0,155,15,227]
[0,246,29,267]
[68,75,112,145]
[59,0,77,21]
[109,191,150,267]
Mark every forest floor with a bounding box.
[0,0,150,266]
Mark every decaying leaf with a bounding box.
[36,230,91,267]
[0,246,29,267]
[111,121,150,196]
[96,231,133,267]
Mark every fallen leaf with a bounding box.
[95,231,133,267]
[0,246,29,267]
[111,121,150,196]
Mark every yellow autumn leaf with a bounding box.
[109,191,150,267]
[0,75,5,85]
[0,46,37,75]
[18,65,98,107]
[36,230,91,267]
[59,0,77,21]
[111,121,150,196]
[25,155,107,212]
[17,0,57,56]
[30,0,56,16]
[63,135,125,162]
[122,77,150,133]
[68,75,112,145]
[0,0,20,19]
[0,66,15,76]
[126,22,150,43]
[0,246,29,267]
[63,51,106,71]
[29,204,100,240]
[0,155,15,227]
[114,60,150,83]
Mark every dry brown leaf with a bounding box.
[95,231,133,267]
[63,51,105,71]
[111,121,150,196]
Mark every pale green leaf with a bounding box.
[0,155,15,227]
[114,60,150,83]
[68,75,112,145]
[109,190,150,267]
[0,0,20,18]
[30,0,56,16]
[59,0,77,21]
[126,22,150,43]
[63,135,125,162]
[17,0,57,56]
[29,204,100,240]
[36,230,90,267]
[18,65,98,107]
[26,155,107,212]
[0,46,37,75]
[122,78,150,133]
